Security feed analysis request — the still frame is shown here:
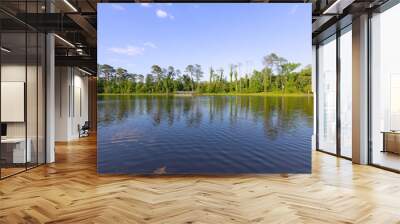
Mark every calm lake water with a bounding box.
[97,95,313,174]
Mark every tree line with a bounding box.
[97,53,312,94]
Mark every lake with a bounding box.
[97,95,313,174]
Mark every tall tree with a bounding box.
[97,56,311,95]
[145,74,155,93]
[262,53,279,92]
[164,66,177,94]
[194,64,203,92]
[263,53,287,92]
[185,65,195,91]
[229,64,234,92]
[216,68,224,92]
[234,65,238,92]
[281,62,300,93]
[237,62,242,93]
[209,67,215,92]
[115,67,128,80]
[100,64,115,80]
[151,65,163,92]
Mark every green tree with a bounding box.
[208,67,214,92]
[145,74,155,93]
[194,64,203,92]
[185,65,195,91]
[151,65,164,92]
[98,55,312,95]
[100,64,115,80]
[281,62,300,93]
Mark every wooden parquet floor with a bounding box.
[1,135,400,224]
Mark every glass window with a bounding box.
[340,27,352,158]
[371,3,400,171]
[318,35,337,154]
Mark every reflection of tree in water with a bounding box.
[98,95,313,136]
[165,97,174,126]
[152,97,162,126]
[185,97,202,128]
[98,95,135,125]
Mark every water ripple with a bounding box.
[98,95,313,174]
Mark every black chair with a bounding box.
[78,121,90,138]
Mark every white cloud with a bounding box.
[156,9,174,19]
[144,42,157,49]
[109,45,144,56]
[111,4,125,11]
[156,9,168,18]
[140,3,151,7]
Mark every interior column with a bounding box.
[352,14,369,164]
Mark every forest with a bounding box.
[97,53,312,94]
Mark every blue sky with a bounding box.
[98,3,311,80]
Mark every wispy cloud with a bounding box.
[144,42,157,49]
[288,5,298,15]
[156,9,174,19]
[109,45,145,56]
[140,3,151,7]
[111,4,125,11]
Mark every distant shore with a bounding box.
[98,92,313,97]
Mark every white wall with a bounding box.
[55,67,89,141]
[55,66,70,141]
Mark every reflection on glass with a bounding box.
[27,31,38,169]
[318,36,337,154]
[38,33,46,165]
[1,31,27,177]
[340,28,352,158]
[0,1,46,178]
[371,4,400,171]
[98,95,313,174]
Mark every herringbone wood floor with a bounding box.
[1,135,400,224]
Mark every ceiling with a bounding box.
[0,0,394,73]
[0,0,98,74]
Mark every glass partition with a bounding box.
[0,2,46,179]
[1,31,28,177]
[27,31,38,169]
[370,3,400,171]
[38,32,45,165]
[317,35,337,154]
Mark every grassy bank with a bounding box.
[98,92,313,97]
[198,92,313,97]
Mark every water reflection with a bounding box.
[98,95,313,138]
[98,95,313,174]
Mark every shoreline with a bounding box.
[98,92,313,97]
